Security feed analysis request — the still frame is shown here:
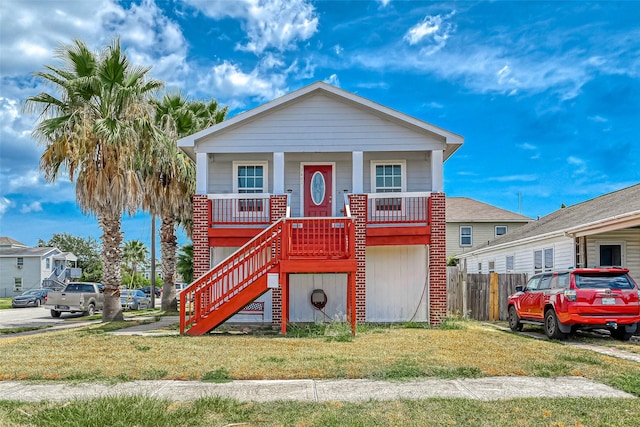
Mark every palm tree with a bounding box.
[25,39,163,321]
[141,93,227,311]
[122,240,149,287]
[176,244,194,284]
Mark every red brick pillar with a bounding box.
[193,195,210,279]
[270,195,288,328]
[428,193,447,326]
[349,194,367,323]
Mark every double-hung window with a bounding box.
[371,161,405,213]
[460,226,472,247]
[233,162,268,213]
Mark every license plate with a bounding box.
[601,297,616,305]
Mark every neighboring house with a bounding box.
[456,184,640,279]
[446,197,532,260]
[178,81,463,335]
[0,237,79,297]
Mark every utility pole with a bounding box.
[150,216,156,309]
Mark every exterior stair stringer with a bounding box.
[185,272,273,336]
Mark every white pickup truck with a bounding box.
[44,282,104,317]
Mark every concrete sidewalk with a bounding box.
[0,377,635,402]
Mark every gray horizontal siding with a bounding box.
[198,94,447,153]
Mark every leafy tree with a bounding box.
[122,240,149,287]
[176,243,193,284]
[140,93,227,311]
[38,233,103,281]
[26,39,163,321]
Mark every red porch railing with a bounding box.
[181,216,355,335]
[209,194,271,225]
[367,192,431,224]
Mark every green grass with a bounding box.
[0,326,51,335]
[0,298,12,310]
[0,396,638,427]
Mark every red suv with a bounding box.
[508,268,640,341]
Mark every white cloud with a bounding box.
[403,11,455,55]
[0,197,12,219]
[185,0,318,54]
[567,156,587,176]
[487,175,538,182]
[198,60,287,108]
[377,0,392,7]
[334,44,344,55]
[20,201,42,214]
[325,74,340,87]
[588,115,608,123]
[8,170,42,191]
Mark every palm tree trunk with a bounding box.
[100,214,124,321]
[160,214,178,311]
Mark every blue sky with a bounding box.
[1,0,638,251]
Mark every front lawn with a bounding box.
[0,318,638,397]
[0,298,12,310]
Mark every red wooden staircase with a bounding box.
[180,217,356,336]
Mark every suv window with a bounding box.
[538,274,553,290]
[556,273,570,289]
[575,273,635,290]
[525,275,541,291]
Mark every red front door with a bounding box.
[304,165,332,216]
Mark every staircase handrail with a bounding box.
[180,218,286,333]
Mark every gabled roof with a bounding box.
[447,197,532,223]
[178,81,463,160]
[457,183,640,257]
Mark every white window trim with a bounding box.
[595,240,626,267]
[495,225,507,237]
[232,161,269,193]
[506,255,514,272]
[232,161,269,218]
[460,226,473,247]
[369,160,407,193]
[488,260,496,273]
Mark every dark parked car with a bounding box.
[12,289,50,308]
[140,286,162,297]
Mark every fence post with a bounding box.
[489,272,499,321]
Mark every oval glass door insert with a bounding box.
[310,172,325,205]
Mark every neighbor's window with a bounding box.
[599,244,622,267]
[534,250,543,274]
[46,258,50,269]
[495,226,507,237]
[14,277,22,291]
[544,248,554,271]
[234,162,268,212]
[17,257,23,268]
[488,261,495,273]
[460,226,472,246]
[477,262,482,272]
[506,255,514,271]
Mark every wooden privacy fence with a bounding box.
[447,267,528,321]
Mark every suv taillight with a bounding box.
[564,289,577,301]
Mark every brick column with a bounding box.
[192,195,210,279]
[428,193,447,326]
[349,194,367,323]
[270,195,288,328]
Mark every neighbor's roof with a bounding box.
[0,236,28,248]
[447,197,532,223]
[457,183,640,257]
[0,247,58,258]
[178,81,464,161]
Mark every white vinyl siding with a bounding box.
[586,229,640,280]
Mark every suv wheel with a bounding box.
[611,326,632,342]
[544,309,566,340]
[508,306,523,331]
